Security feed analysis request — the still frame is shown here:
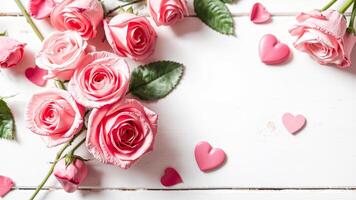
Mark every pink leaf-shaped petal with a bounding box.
[25,65,48,87]
[0,175,13,197]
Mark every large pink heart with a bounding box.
[25,65,48,87]
[282,113,306,134]
[0,175,13,197]
[250,3,271,24]
[259,34,291,65]
[160,167,183,187]
[194,141,226,172]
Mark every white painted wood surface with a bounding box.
[1,0,356,199]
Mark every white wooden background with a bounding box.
[1,0,356,199]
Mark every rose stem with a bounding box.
[68,138,86,156]
[13,0,44,41]
[28,133,82,200]
[347,0,356,33]
[55,79,66,90]
[13,0,67,88]
[105,0,144,17]
[321,0,338,11]
[339,0,354,13]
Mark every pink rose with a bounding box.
[289,10,354,68]
[68,51,130,108]
[148,0,188,26]
[0,37,26,68]
[36,31,88,80]
[54,158,88,193]
[104,13,157,61]
[86,99,158,169]
[51,0,104,39]
[25,89,85,147]
[29,0,57,19]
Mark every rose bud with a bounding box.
[51,0,104,40]
[25,89,85,147]
[68,51,130,108]
[54,157,88,193]
[104,13,157,61]
[86,99,158,169]
[35,31,89,80]
[29,0,57,19]
[0,37,26,68]
[148,0,188,26]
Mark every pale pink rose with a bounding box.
[148,0,188,26]
[289,9,354,68]
[25,89,85,147]
[0,37,26,69]
[86,99,158,169]
[104,13,157,61]
[29,0,57,19]
[51,0,104,39]
[68,51,130,108]
[36,31,88,80]
[54,158,88,193]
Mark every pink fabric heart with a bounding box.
[259,34,291,65]
[160,167,183,187]
[282,113,306,134]
[0,175,13,197]
[195,141,226,172]
[25,65,48,87]
[250,2,271,24]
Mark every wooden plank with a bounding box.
[1,16,356,189]
[0,0,353,15]
[5,190,356,200]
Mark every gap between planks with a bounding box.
[10,187,356,191]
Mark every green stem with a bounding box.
[14,0,44,41]
[28,133,81,200]
[339,0,354,13]
[55,80,66,90]
[321,0,338,11]
[0,31,6,36]
[68,138,86,156]
[347,0,356,33]
[105,0,144,16]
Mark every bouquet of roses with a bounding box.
[289,0,356,68]
[0,0,187,199]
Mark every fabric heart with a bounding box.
[25,65,48,87]
[250,2,271,24]
[0,175,13,197]
[194,141,226,172]
[259,34,291,65]
[160,167,183,187]
[282,113,306,134]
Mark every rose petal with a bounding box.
[0,175,13,197]
[29,0,57,19]
[25,65,48,87]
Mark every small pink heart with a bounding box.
[259,34,291,65]
[250,2,271,24]
[0,175,13,197]
[160,167,183,187]
[282,113,306,134]
[195,141,226,172]
[25,65,48,87]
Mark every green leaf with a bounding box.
[221,0,233,3]
[0,99,15,140]
[194,0,234,35]
[129,61,184,100]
